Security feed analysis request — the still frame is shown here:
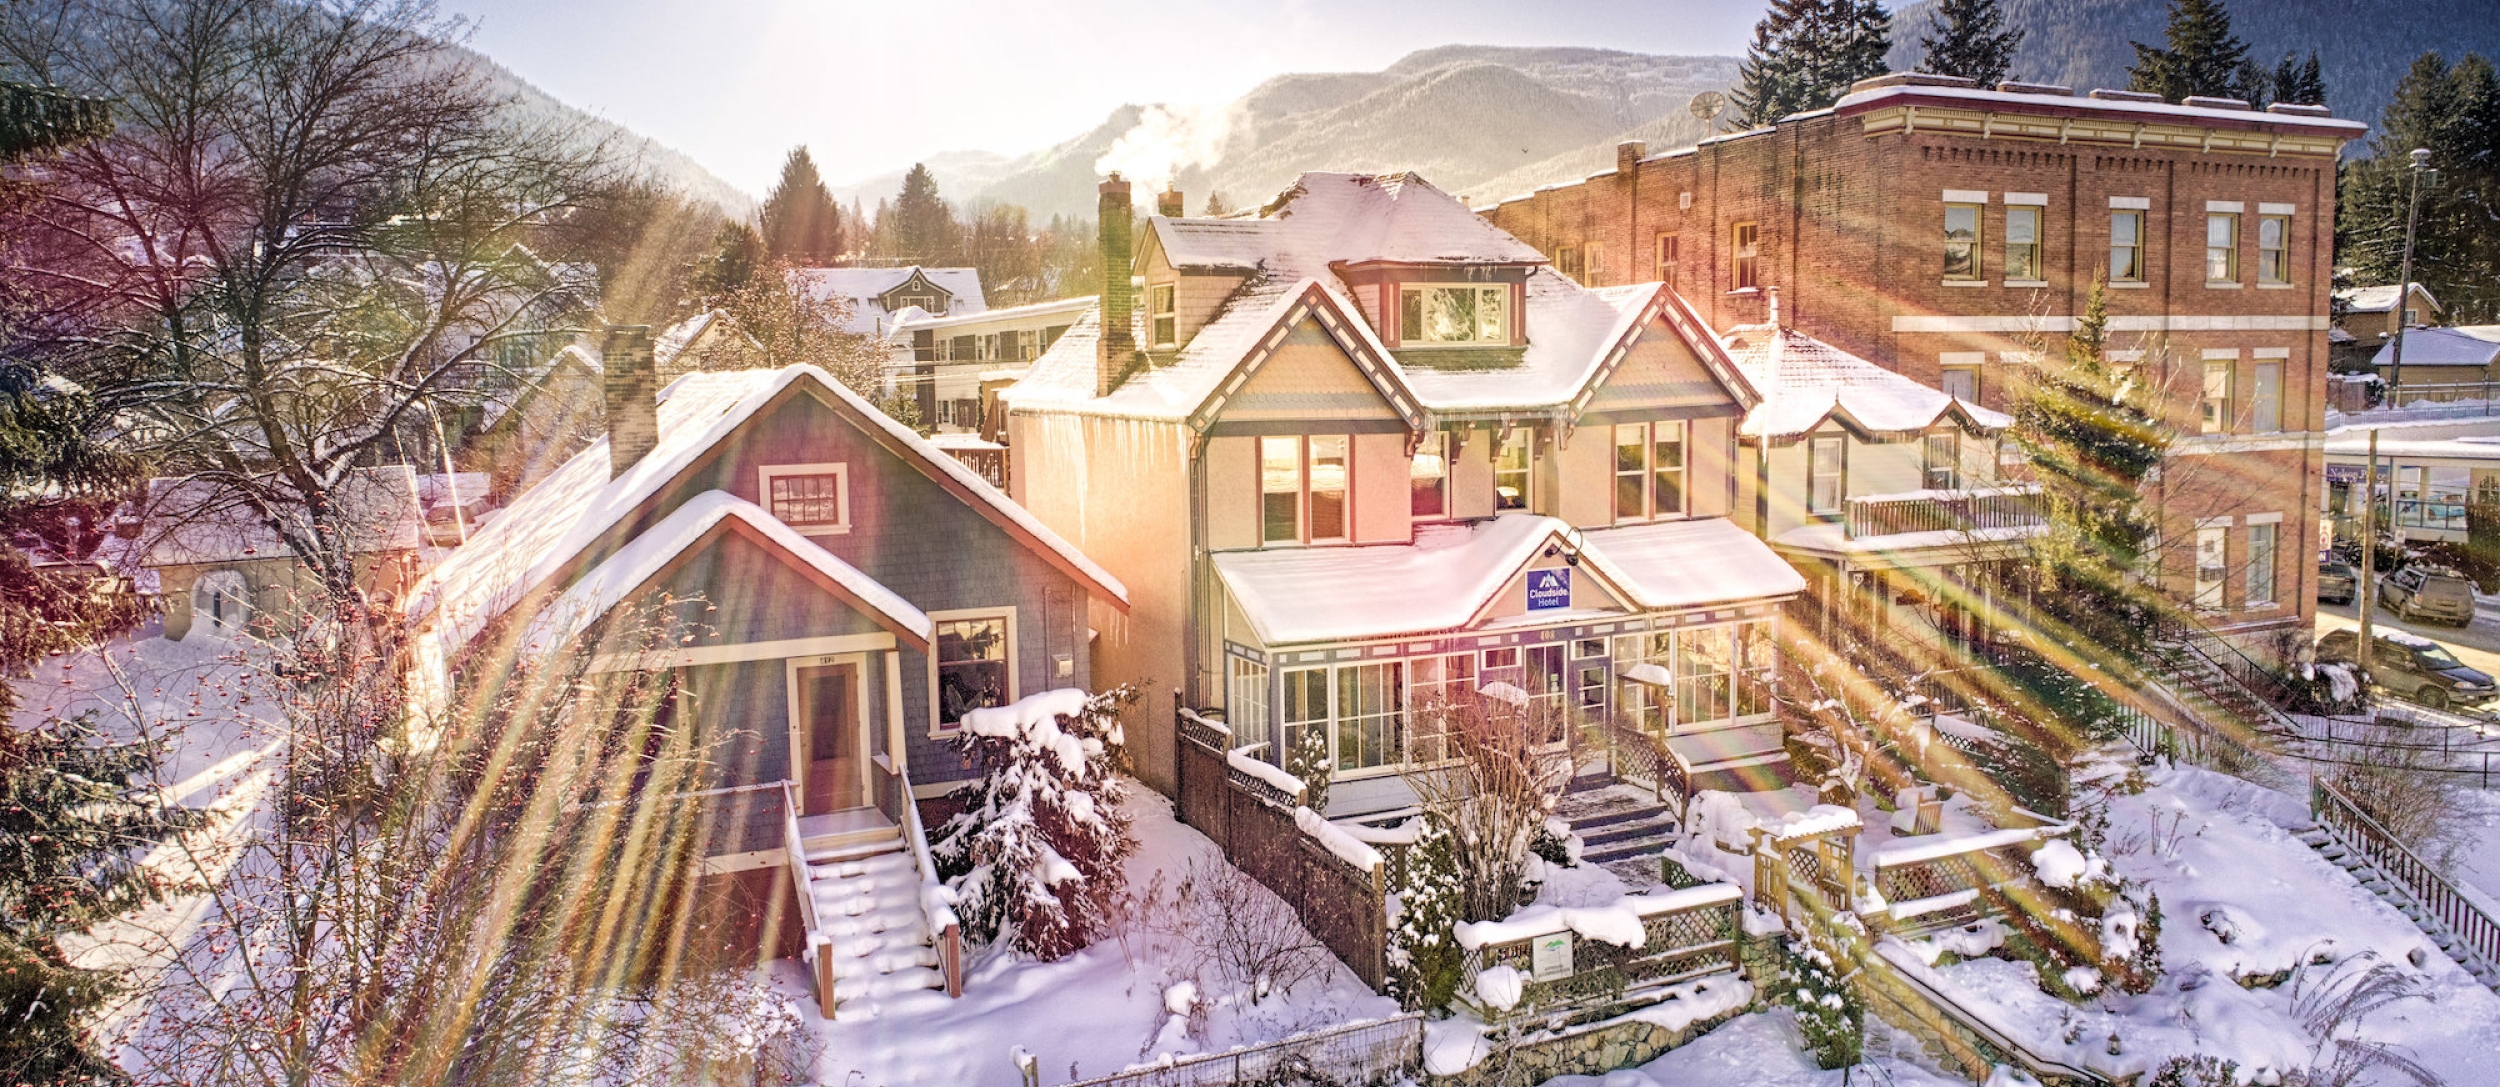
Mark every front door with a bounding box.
[1525,644,1568,744]
[797,664,863,814]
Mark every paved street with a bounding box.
[2314,594,2500,681]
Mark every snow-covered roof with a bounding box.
[889,295,1094,339]
[122,466,422,568]
[409,363,1123,653]
[1004,170,1746,424]
[1213,513,1799,647]
[1723,326,2009,441]
[2336,283,2441,315]
[1830,82,2369,138]
[531,489,932,652]
[2323,434,2500,462]
[788,266,987,336]
[2369,325,2500,368]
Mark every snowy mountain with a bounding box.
[1883,0,2500,142]
[854,46,1742,221]
[451,45,757,219]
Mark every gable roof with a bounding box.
[121,466,421,568]
[1005,170,1749,427]
[788,266,987,335]
[1723,326,2009,441]
[531,489,932,655]
[410,364,1124,653]
[2338,283,2444,316]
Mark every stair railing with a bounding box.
[897,767,964,997]
[783,779,836,1018]
[2312,774,2500,981]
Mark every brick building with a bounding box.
[1482,73,2367,650]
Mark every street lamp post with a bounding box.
[2388,148,2437,398]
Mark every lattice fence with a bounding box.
[1057,1013,1423,1087]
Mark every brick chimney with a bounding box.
[1157,188,1184,217]
[602,325,658,478]
[1097,175,1137,396]
[1616,140,1646,173]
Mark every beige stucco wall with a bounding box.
[1205,435,1259,550]
[1353,433,1409,543]
[1552,429,1613,528]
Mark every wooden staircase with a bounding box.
[786,803,955,1019]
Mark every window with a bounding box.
[1495,428,1534,512]
[2205,213,2239,282]
[2201,362,2233,434]
[2005,206,2042,281]
[2110,211,2145,282]
[1554,247,1581,283]
[1808,435,1845,515]
[1260,435,1351,545]
[2257,215,2291,284]
[934,615,1012,731]
[1944,203,1982,280]
[2252,362,2282,433]
[1333,662,1404,772]
[760,464,850,534]
[1732,222,1760,289]
[2195,527,2227,612]
[1735,623,1775,718]
[1399,285,1510,346]
[2405,306,2421,327]
[1151,282,1177,347]
[1406,652,1475,762]
[1482,647,1519,669]
[1941,366,1979,403]
[1228,658,1270,752]
[1924,432,1961,491]
[1282,668,1328,773]
[1613,421,1686,522]
[1411,431,1449,519]
[1675,626,1731,728]
[1583,242,1604,287]
[2247,522,2277,607]
[1577,665,1608,714]
[1655,233,1679,284]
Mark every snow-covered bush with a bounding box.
[935,685,1139,961]
[1286,719,1331,814]
[1772,933,1862,1069]
[2149,1055,2240,1087]
[1398,691,1570,921]
[1386,815,1464,1012]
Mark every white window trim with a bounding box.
[2004,192,2049,206]
[1612,420,1688,524]
[1398,283,1511,347]
[2245,511,2284,525]
[2110,196,2152,210]
[759,462,852,536]
[927,606,1018,737]
[2258,202,2296,215]
[2205,200,2246,213]
[2253,347,2291,359]
[1943,189,1990,204]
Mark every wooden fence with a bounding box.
[1175,710,1390,991]
[1867,826,2068,934]
[1453,885,1744,1025]
[2311,775,2500,977]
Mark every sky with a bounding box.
[438,0,1771,198]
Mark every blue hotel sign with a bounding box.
[1526,568,1571,611]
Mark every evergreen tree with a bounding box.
[757,145,842,265]
[1916,0,2024,89]
[691,219,765,303]
[887,163,961,265]
[2339,52,2500,322]
[2272,50,2328,107]
[1774,934,1864,1069]
[931,687,1138,960]
[1735,0,1893,127]
[1201,191,1232,216]
[2,713,193,1084]
[2011,278,2171,654]
[1385,816,1464,1012]
[2127,0,2254,103]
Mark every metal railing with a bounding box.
[1844,484,2042,541]
[781,779,836,1018]
[1046,1013,1423,1087]
[2311,775,2500,978]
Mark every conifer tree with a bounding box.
[2127,0,2254,103]
[1201,191,1231,216]
[2272,50,2328,107]
[2340,53,2500,322]
[1735,0,1892,127]
[887,163,961,265]
[1385,816,1464,1011]
[1916,0,2024,89]
[690,219,765,302]
[758,145,842,265]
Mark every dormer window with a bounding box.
[1399,284,1509,346]
[1151,283,1177,348]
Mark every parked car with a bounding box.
[2317,560,2357,606]
[2318,628,2497,711]
[2379,564,2477,627]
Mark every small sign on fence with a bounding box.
[1531,931,1574,981]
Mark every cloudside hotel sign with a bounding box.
[1527,568,1570,611]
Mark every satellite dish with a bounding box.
[1689,91,1728,131]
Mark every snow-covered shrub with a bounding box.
[1528,819,1573,868]
[1399,691,1570,921]
[2149,1055,2240,1087]
[1286,720,1331,814]
[1772,933,1862,1069]
[934,685,1139,961]
[2100,888,2163,996]
[1129,855,1332,1004]
[1386,815,1465,1012]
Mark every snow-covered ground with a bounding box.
[794,788,1397,1087]
[1538,1011,1965,1087]
[1907,764,2500,1083]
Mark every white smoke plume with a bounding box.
[1092,102,1237,196]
